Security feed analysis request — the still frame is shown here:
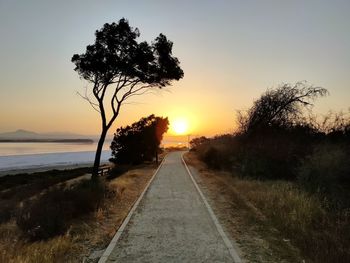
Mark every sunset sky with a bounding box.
[1,0,349,137]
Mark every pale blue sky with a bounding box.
[0,0,349,135]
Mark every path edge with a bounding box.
[181,153,243,263]
[98,156,166,263]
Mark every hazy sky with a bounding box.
[1,0,349,136]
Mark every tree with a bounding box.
[110,115,169,165]
[236,82,328,134]
[71,19,183,179]
[234,82,328,179]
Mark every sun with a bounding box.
[171,119,189,135]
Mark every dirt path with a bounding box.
[100,151,241,262]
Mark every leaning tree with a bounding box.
[236,82,328,134]
[72,18,183,179]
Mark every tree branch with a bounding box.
[76,89,100,113]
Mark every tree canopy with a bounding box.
[237,82,328,134]
[110,115,169,165]
[71,18,183,178]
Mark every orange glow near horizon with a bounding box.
[171,118,189,135]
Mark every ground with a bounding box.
[184,151,304,263]
[0,164,157,263]
[1,151,306,262]
[102,151,239,262]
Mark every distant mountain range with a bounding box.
[0,129,95,142]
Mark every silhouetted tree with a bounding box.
[237,82,328,134]
[110,115,169,164]
[233,82,328,179]
[71,19,183,179]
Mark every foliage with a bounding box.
[0,167,91,192]
[192,134,236,170]
[232,82,328,179]
[189,136,208,150]
[71,18,183,177]
[0,168,90,225]
[16,180,105,240]
[298,143,350,209]
[192,82,350,209]
[236,81,328,134]
[110,114,169,164]
[232,176,350,263]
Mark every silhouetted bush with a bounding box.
[0,168,91,225]
[0,203,13,224]
[110,115,169,165]
[0,167,91,192]
[202,147,221,169]
[298,143,350,210]
[16,180,105,241]
[192,83,350,210]
[189,136,208,151]
[193,134,237,171]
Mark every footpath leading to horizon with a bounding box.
[100,151,241,262]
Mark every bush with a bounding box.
[106,165,130,180]
[16,180,105,240]
[298,143,350,209]
[202,147,221,169]
[0,202,14,224]
[195,135,237,170]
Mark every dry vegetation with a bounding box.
[185,152,349,263]
[188,83,350,262]
[0,164,157,262]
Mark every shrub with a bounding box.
[106,165,130,180]
[0,202,14,224]
[195,135,237,170]
[17,185,69,240]
[202,147,221,169]
[298,143,350,209]
[16,180,105,240]
[234,178,350,263]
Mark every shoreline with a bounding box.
[0,150,111,176]
[0,161,110,176]
[0,139,94,143]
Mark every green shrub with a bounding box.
[16,180,105,241]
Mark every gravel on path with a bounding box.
[102,151,241,262]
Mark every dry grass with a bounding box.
[185,152,305,263]
[185,152,350,263]
[0,164,157,262]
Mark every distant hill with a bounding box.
[0,129,94,142]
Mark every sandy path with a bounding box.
[102,151,240,262]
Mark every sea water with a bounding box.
[0,136,189,174]
[0,142,110,173]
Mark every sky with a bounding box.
[0,0,349,137]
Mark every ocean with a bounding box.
[0,136,189,174]
[0,142,110,174]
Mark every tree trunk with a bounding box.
[92,128,108,180]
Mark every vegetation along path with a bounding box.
[99,151,242,262]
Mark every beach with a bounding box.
[0,142,110,176]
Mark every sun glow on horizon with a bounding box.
[171,118,189,135]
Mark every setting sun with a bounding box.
[171,119,189,135]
